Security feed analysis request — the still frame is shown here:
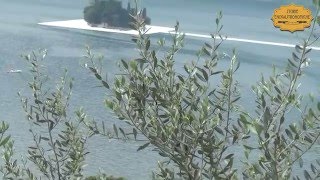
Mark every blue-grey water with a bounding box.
[1,0,320,179]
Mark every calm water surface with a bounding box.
[1,0,320,179]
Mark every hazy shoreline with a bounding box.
[38,19,175,35]
[38,19,320,51]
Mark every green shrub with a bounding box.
[84,6,102,25]
[0,50,123,180]
[83,0,150,28]
[1,2,320,180]
[84,5,320,180]
[85,174,125,180]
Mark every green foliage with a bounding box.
[2,2,320,180]
[84,6,103,25]
[242,43,320,179]
[83,0,150,28]
[85,11,244,179]
[85,173,125,180]
[0,121,24,179]
[240,6,320,180]
[0,50,123,180]
[17,50,88,179]
[313,0,320,7]
[85,6,320,180]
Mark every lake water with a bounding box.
[1,0,320,179]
